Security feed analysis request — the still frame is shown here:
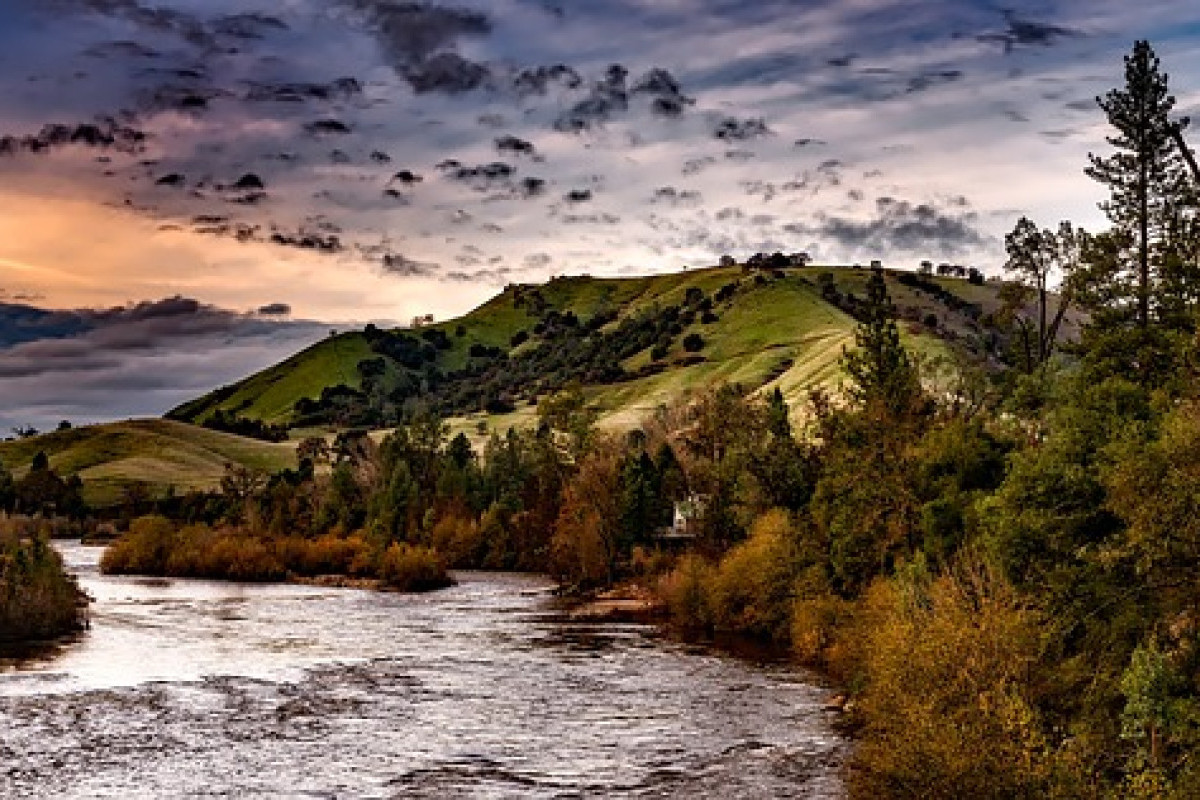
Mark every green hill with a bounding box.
[170,264,1026,434]
[0,419,297,506]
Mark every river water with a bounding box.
[0,542,845,798]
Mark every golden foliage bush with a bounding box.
[657,553,716,629]
[0,526,87,642]
[708,509,800,641]
[430,513,485,568]
[377,543,453,592]
[849,557,1050,799]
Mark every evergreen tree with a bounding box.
[1086,40,1193,328]
[617,450,661,549]
[842,268,921,417]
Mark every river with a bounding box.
[0,542,846,798]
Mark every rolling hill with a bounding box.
[3,263,1038,506]
[171,264,1019,435]
[0,419,297,506]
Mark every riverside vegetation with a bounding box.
[6,39,1200,797]
[0,517,88,644]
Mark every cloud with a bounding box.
[2,0,1197,327]
[0,120,148,156]
[978,12,1080,53]
[787,196,992,259]
[0,296,325,429]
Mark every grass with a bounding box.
[170,263,1016,437]
[173,333,375,425]
[0,419,296,506]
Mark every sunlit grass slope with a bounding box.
[173,264,1008,434]
[0,419,296,506]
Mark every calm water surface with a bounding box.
[0,542,846,798]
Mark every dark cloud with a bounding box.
[788,196,991,257]
[0,120,148,157]
[0,302,92,348]
[0,297,314,379]
[257,303,292,316]
[652,186,702,207]
[58,0,213,47]
[631,68,693,117]
[714,117,771,141]
[978,12,1079,53]
[0,296,325,430]
[347,1,490,62]
[244,78,362,103]
[906,69,962,94]
[495,135,537,157]
[381,252,440,277]
[404,51,490,94]
[554,65,630,132]
[390,170,424,185]
[232,173,266,191]
[553,64,694,131]
[519,177,547,197]
[268,229,343,253]
[513,64,582,95]
[211,12,289,40]
[442,160,516,191]
[304,119,353,135]
[83,40,160,59]
[346,1,493,94]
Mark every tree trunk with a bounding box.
[1038,276,1047,363]
[1139,153,1150,327]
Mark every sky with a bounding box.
[1,0,1199,431]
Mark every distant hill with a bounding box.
[1,264,1052,505]
[170,264,1041,434]
[0,419,296,506]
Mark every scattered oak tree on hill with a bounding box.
[1002,216,1090,370]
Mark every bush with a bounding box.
[657,554,716,629]
[101,515,176,574]
[0,528,88,642]
[850,557,1049,798]
[682,333,705,352]
[378,543,453,592]
[707,509,801,641]
[430,514,486,567]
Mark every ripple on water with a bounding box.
[0,542,847,798]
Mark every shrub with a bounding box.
[850,557,1049,798]
[682,333,704,352]
[708,509,801,641]
[657,553,716,629]
[101,515,176,574]
[430,514,486,568]
[0,529,88,642]
[378,543,453,592]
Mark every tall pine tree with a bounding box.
[1086,40,1193,328]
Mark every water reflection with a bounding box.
[0,541,846,798]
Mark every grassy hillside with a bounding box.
[171,264,1026,434]
[0,419,296,506]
